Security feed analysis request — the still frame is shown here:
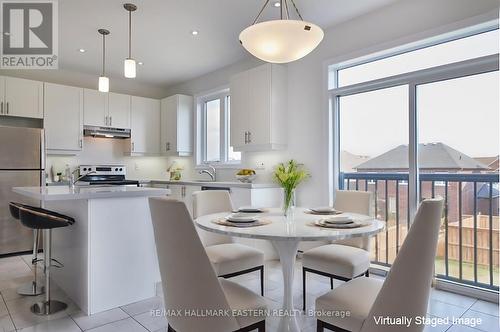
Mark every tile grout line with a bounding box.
[129,313,153,332]
[1,292,16,332]
[67,313,84,331]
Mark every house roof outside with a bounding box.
[474,156,499,172]
[355,143,489,171]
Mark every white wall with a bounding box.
[164,0,499,207]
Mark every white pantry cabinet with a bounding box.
[229,63,287,152]
[127,96,160,155]
[84,89,130,129]
[160,94,193,156]
[0,76,43,119]
[44,83,83,154]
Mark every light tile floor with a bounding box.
[0,255,497,332]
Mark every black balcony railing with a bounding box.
[340,172,500,291]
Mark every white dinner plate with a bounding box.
[238,206,265,213]
[225,213,259,223]
[322,216,353,224]
[315,220,360,229]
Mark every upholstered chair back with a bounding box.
[149,197,239,332]
[192,190,234,246]
[361,198,444,332]
[334,190,374,250]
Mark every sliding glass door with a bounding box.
[330,26,499,292]
[417,71,499,289]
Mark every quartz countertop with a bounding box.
[13,186,170,201]
[140,179,279,189]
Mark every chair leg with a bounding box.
[257,319,265,332]
[330,277,334,289]
[365,270,370,277]
[317,319,324,332]
[260,266,264,296]
[302,267,306,311]
[167,324,175,332]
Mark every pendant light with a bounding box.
[123,3,137,78]
[98,29,110,92]
[239,0,324,63]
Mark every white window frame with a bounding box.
[195,88,241,168]
[328,22,499,300]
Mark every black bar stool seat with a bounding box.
[18,206,75,229]
[10,203,75,315]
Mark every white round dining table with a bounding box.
[195,207,385,332]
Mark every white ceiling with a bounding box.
[58,0,398,88]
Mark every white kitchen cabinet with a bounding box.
[160,94,193,156]
[84,89,130,129]
[108,92,130,129]
[127,96,160,155]
[154,183,200,216]
[0,76,43,119]
[44,83,83,153]
[229,63,287,151]
[83,89,107,127]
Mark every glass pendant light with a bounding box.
[239,0,324,63]
[98,29,110,93]
[123,3,137,78]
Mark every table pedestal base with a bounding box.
[272,240,301,332]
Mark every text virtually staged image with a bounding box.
[0,0,499,331]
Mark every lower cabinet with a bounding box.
[153,184,201,217]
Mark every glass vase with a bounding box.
[282,188,296,219]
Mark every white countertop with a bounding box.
[13,186,170,201]
[142,179,279,189]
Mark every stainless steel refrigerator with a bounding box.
[0,126,44,256]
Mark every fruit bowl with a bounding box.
[236,174,257,183]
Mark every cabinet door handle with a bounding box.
[110,116,112,126]
[105,116,108,126]
[79,139,83,148]
[0,102,3,114]
[167,142,170,151]
[244,131,248,144]
[248,131,252,143]
[6,102,9,114]
[131,142,135,151]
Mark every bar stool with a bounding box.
[9,202,44,296]
[14,203,75,315]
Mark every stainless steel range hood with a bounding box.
[83,126,131,139]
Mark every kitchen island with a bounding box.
[13,186,170,315]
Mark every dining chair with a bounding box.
[193,190,265,295]
[302,190,373,310]
[149,197,267,332]
[316,197,444,332]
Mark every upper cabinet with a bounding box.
[127,96,160,155]
[83,89,130,129]
[44,83,83,154]
[229,63,287,151]
[0,76,43,119]
[160,94,193,156]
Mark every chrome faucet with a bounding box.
[198,165,216,181]
[70,169,96,188]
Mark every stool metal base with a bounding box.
[17,281,44,296]
[30,300,67,316]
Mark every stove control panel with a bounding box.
[79,165,126,176]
